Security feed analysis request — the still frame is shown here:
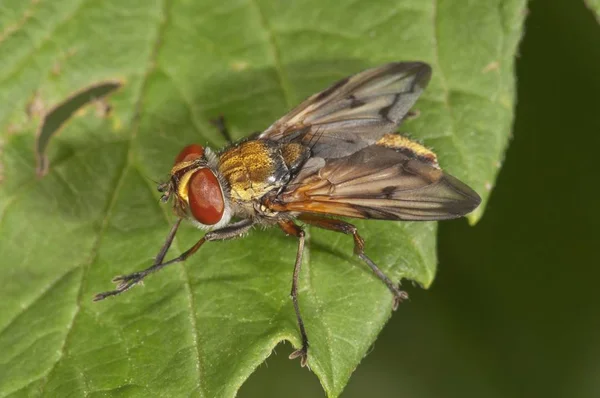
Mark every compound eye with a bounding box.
[175,144,204,164]
[188,168,224,225]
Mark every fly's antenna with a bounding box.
[140,172,162,186]
[139,173,171,202]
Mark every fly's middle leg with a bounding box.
[298,214,408,310]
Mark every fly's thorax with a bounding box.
[218,139,303,203]
[164,144,233,230]
[280,142,310,171]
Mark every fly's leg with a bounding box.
[279,220,310,367]
[93,219,254,301]
[404,109,420,121]
[210,115,234,144]
[298,214,408,310]
[93,218,183,300]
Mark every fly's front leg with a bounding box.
[299,214,408,310]
[94,219,254,301]
[279,220,310,367]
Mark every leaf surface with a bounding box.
[0,0,526,396]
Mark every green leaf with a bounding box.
[585,0,600,21]
[0,0,526,397]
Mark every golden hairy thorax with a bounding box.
[219,140,307,203]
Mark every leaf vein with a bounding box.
[38,160,129,395]
[0,0,40,44]
[0,267,78,343]
[38,0,176,392]
[0,0,89,84]
[136,165,206,396]
[159,68,223,148]
[247,0,294,108]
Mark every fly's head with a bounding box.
[158,144,232,230]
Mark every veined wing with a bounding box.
[260,62,432,159]
[267,137,480,221]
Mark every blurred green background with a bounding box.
[240,0,600,397]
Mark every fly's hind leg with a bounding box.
[298,214,408,310]
[279,220,310,367]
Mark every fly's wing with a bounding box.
[259,62,432,159]
[269,143,481,221]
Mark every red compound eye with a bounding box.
[188,168,224,225]
[175,144,204,164]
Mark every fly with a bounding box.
[94,62,481,367]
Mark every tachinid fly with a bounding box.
[94,62,481,367]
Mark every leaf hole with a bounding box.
[34,80,123,177]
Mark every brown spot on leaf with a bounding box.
[51,48,79,76]
[0,137,4,184]
[94,98,112,118]
[52,62,61,76]
[26,91,46,119]
[482,61,500,73]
